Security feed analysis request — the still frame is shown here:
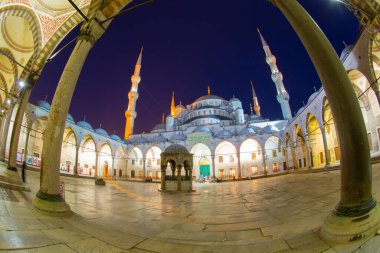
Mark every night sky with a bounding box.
[30,0,359,137]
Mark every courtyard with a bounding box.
[0,162,379,252]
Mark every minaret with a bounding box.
[170,91,175,117]
[208,85,211,95]
[250,81,261,116]
[124,47,143,139]
[257,28,292,121]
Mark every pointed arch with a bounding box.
[214,141,238,179]
[239,138,263,177]
[190,143,212,179]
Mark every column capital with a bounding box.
[78,12,107,46]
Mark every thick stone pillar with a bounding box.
[161,165,166,191]
[33,16,106,214]
[321,127,330,166]
[111,157,115,179]
[74,146,79,176]
[22,128,31,163]
[270,0,380,242]
[189,168,193,191]
[291,139,299,170]
[142,158,146,179]
[177,165,181,191]
[237,151,241,178]
[0,103,14,161]
[8,80,35,171]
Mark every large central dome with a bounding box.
[193,95,226,103]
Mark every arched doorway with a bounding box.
[239,138,262,177]
[98,143,113,178]
[323,98,339,164]
[114,146,127,179]
[307,113,325,168]
[26,118,46,167]
[265,136,284,173]
[145,146,162,180]
[60,128,77,175]
[78,136,96,177]
[214,141,238,179]
[190,143,212,180]
[128,147,143,179]
[295,124,307,169]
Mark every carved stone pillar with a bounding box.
[0,103,14,161]
[177,165,182,191]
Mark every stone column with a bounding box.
[304,139,312,168]
[262,150,267,175]
[74,145,79,176]
[142,158,146,179]
[111,157,115,179]
[321,126,330,167]
[237,151,241,178]
[177,165,182,191]
[33,15,107,214]
[95,153,99,177]
[211,155,216,179]
[8,76,37,171]
[22,128,31,163]
[0,103,14,161]
[161,165,166,191]
[270,0,379,242]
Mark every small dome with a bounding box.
[164,144,189,154]
[67,113,75,123]
[297,106,305,115]
[262,125,279,133]
[239,127,256,136]
[192,126,211,133]
[36,100,51,111]
[247,114,261,121]
[110,134,121,141]
[215,129,233,139]
[77,121,93,131]
[307,91,319,103]
[176,104,185,109]
[151,135,168,143]
[170,133,187,141]
[340,44,354,61]
[152,123,165,131]
[123,139,132,145]
[95,128,109,137]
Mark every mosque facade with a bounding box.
[3,26,380,182]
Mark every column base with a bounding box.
[321,203,380,244]
[32,191,71,216]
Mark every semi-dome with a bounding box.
[170,133,187,141]
[239,127,256,136]
[95,128,109,137]
[67,113,75,123]
[307,91,319,103]
[110,134,121,141]
[151,135,168,143]
[194,94,225,103]
[164,144,189,154]
[77,121,93,131]
[229,97,240,102]
[262,125,279,133]
[131,136,148,143]
[215,129,233,139]
[36,100,51,111]
[192,126,211,133]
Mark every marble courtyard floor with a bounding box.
[1,163,380,252]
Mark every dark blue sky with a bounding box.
[30,0,359,137]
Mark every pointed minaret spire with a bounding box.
[170,91,175,117]
[162,113,165,124]
[125,48,143,139]
[257,29,292,121]
[251,81,261,116]
[208,85,211,95]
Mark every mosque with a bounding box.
[4,26,380,182]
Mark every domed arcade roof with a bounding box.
[95,128,109,137]
[170,133,187,141]
[215,129,233,139]
[192,126,211,133]
[239,127,256,136]
[67,113,75,123]
[307,91,319,103]
[163,144,189,154]
[110,134,121,141]
[77,121,93,131]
